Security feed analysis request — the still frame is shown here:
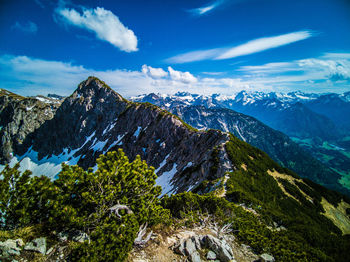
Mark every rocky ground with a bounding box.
[128,225,273,262]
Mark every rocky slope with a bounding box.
[169,105,348,194]
[0,77,232,194]
[0,89,61,164]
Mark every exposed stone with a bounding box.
[207,250,217,260]
[72,232,90,243]
[202,235,235,262]
[46,247,54,255]
[259,253,275,262]
[57,232,69,242]
[173,239,186,256]
[184,238,201,262]
[24,237,46,254]
[0,239,23,259]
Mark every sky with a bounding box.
[0,0,350,97]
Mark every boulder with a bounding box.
[24,237,46,254]
[184,238,201,262]
[207,250,217,260]
[202,235,235,262]
[57,232,69,242]
[0,239,24,259]
[72,232,90,243]
[259,253,275,262]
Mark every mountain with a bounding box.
[0,77,232,194]
[132,91,350,194]
[303,93,350,131]
[169,105,348,195]
[132,91,345,140]
[0,88,60,164]
[1,77,350,261]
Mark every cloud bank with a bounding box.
[1,53,349,98]
[56,6,138,52]
[167,31,314,63]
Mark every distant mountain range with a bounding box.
[132,90,350,140]
[132,91,350,195]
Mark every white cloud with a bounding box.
[216,31,313,60]
[12,21,38,34]
[168,67,197,83]
[167,31,314,63]
[1,53,349,98]
[189,0,225,15]
[142,65,168,78]
[240,54,350,83]
[166,48,223,63]
[56,6,138,52]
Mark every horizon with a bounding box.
[1,0,350,96]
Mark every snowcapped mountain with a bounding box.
[132,90,348,140]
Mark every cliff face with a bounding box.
[0,89,60,163]
[0,78,232,194]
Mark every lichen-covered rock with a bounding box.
[72,232,90,243]
[0,239,24,259]
[207,250,217,260]
[258,253,275,262]
[202,235,235,262]
[24,237,46,254]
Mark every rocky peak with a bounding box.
[1,77,233,194]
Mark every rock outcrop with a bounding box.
[0,89,60,163]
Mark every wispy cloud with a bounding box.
[216,31,313,60]
[55,6,138,52]
[11,21,38,34]
[34,0,45,8]
[167,31,314,63]
[188,0,225,15]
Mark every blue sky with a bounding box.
[0,0,350,96]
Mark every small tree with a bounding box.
[0,164,53,230]
[50,149,170,261]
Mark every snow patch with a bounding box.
[156,163,178,196]
[155,154,170,173]
[133,126,142,138]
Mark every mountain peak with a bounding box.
[78,76,111,92]
[74,76,124,102]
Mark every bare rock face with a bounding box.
[0,89,60,163]
[0,77,233,194]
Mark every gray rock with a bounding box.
[0,239,24,259]
[192,235,201,250]
[24,237,46,254]
[173,237,201,262]
[202,235,234,262]
[57,232,69,242]
[173,239,186,256]
[184,238,197,256]
[72,232,90,243]
[259,253,275,262]
[207,250,217,260]
[46,247,54,255]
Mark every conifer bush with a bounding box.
[0,149,170,261]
